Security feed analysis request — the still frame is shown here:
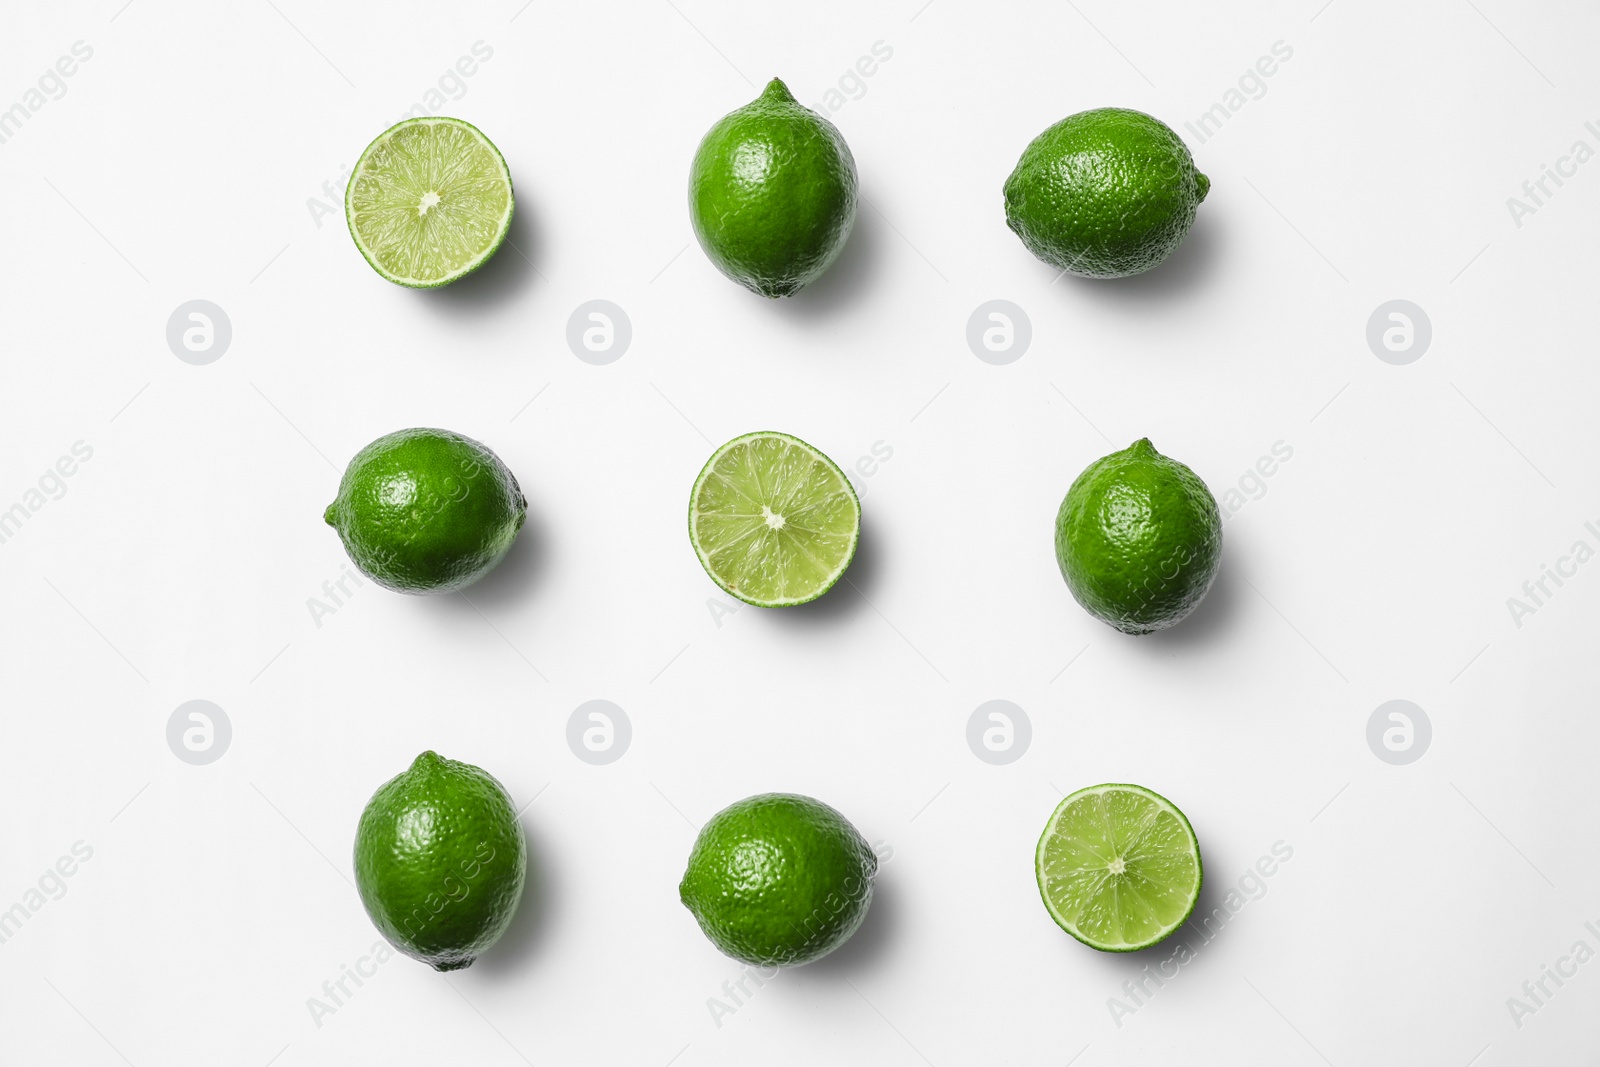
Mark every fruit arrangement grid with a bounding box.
[2,2,1595,1065]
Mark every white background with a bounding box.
[2,1,1597,1063]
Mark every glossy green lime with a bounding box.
[345,116,514,288]
[325,428,526,594]
[679,793,876,967]
[1054,438,1221,634]
[354,751,527,971]
[1004,108,1208,279]
[689,78,857,297]
[1036,783,1203,952]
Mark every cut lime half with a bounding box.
[689,432,860,608]
[1035,783,1202,952]
[345,117,514,288]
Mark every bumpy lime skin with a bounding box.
[1054,439,1222,634]
[679,793,877,967]
[689,78,858,297]
[354,752,527,971]
[1004,108,1208,279]
[324,428,525,594]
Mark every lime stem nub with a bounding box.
[760,78,796,104]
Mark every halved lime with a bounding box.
[1035,783,1202,952]
[689,432,860,607]
[345,117,514,288]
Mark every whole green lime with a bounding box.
[1054,439,1222,634]
[354,751,527,971]
[689,78,857,297]
[679,793,876,966]
[1004,108,1208,279]
[324,428,525,594]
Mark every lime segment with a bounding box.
[1035,783,1202,952]
[689,432,860,607]
[345,117,513,288]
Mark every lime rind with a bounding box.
[345,116,514,289]
[1054,438,1223,635]
[323,427,526,594]
[353,751,527,971]
[688,431,860,608]
[688,79,858,298]
[1003,108,1206,280]
[678,792,877,967]
[1035,783,1203,952]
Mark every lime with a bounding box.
[1036,783,1202,952]
[345,117,514,288]
[1004,108,1208,279]
[325,428,526,595]
[1054,438,1221,634]
[689,78,857,297]
[679,793,876,967]
[688,431,860,607]
[354,751,527,971]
